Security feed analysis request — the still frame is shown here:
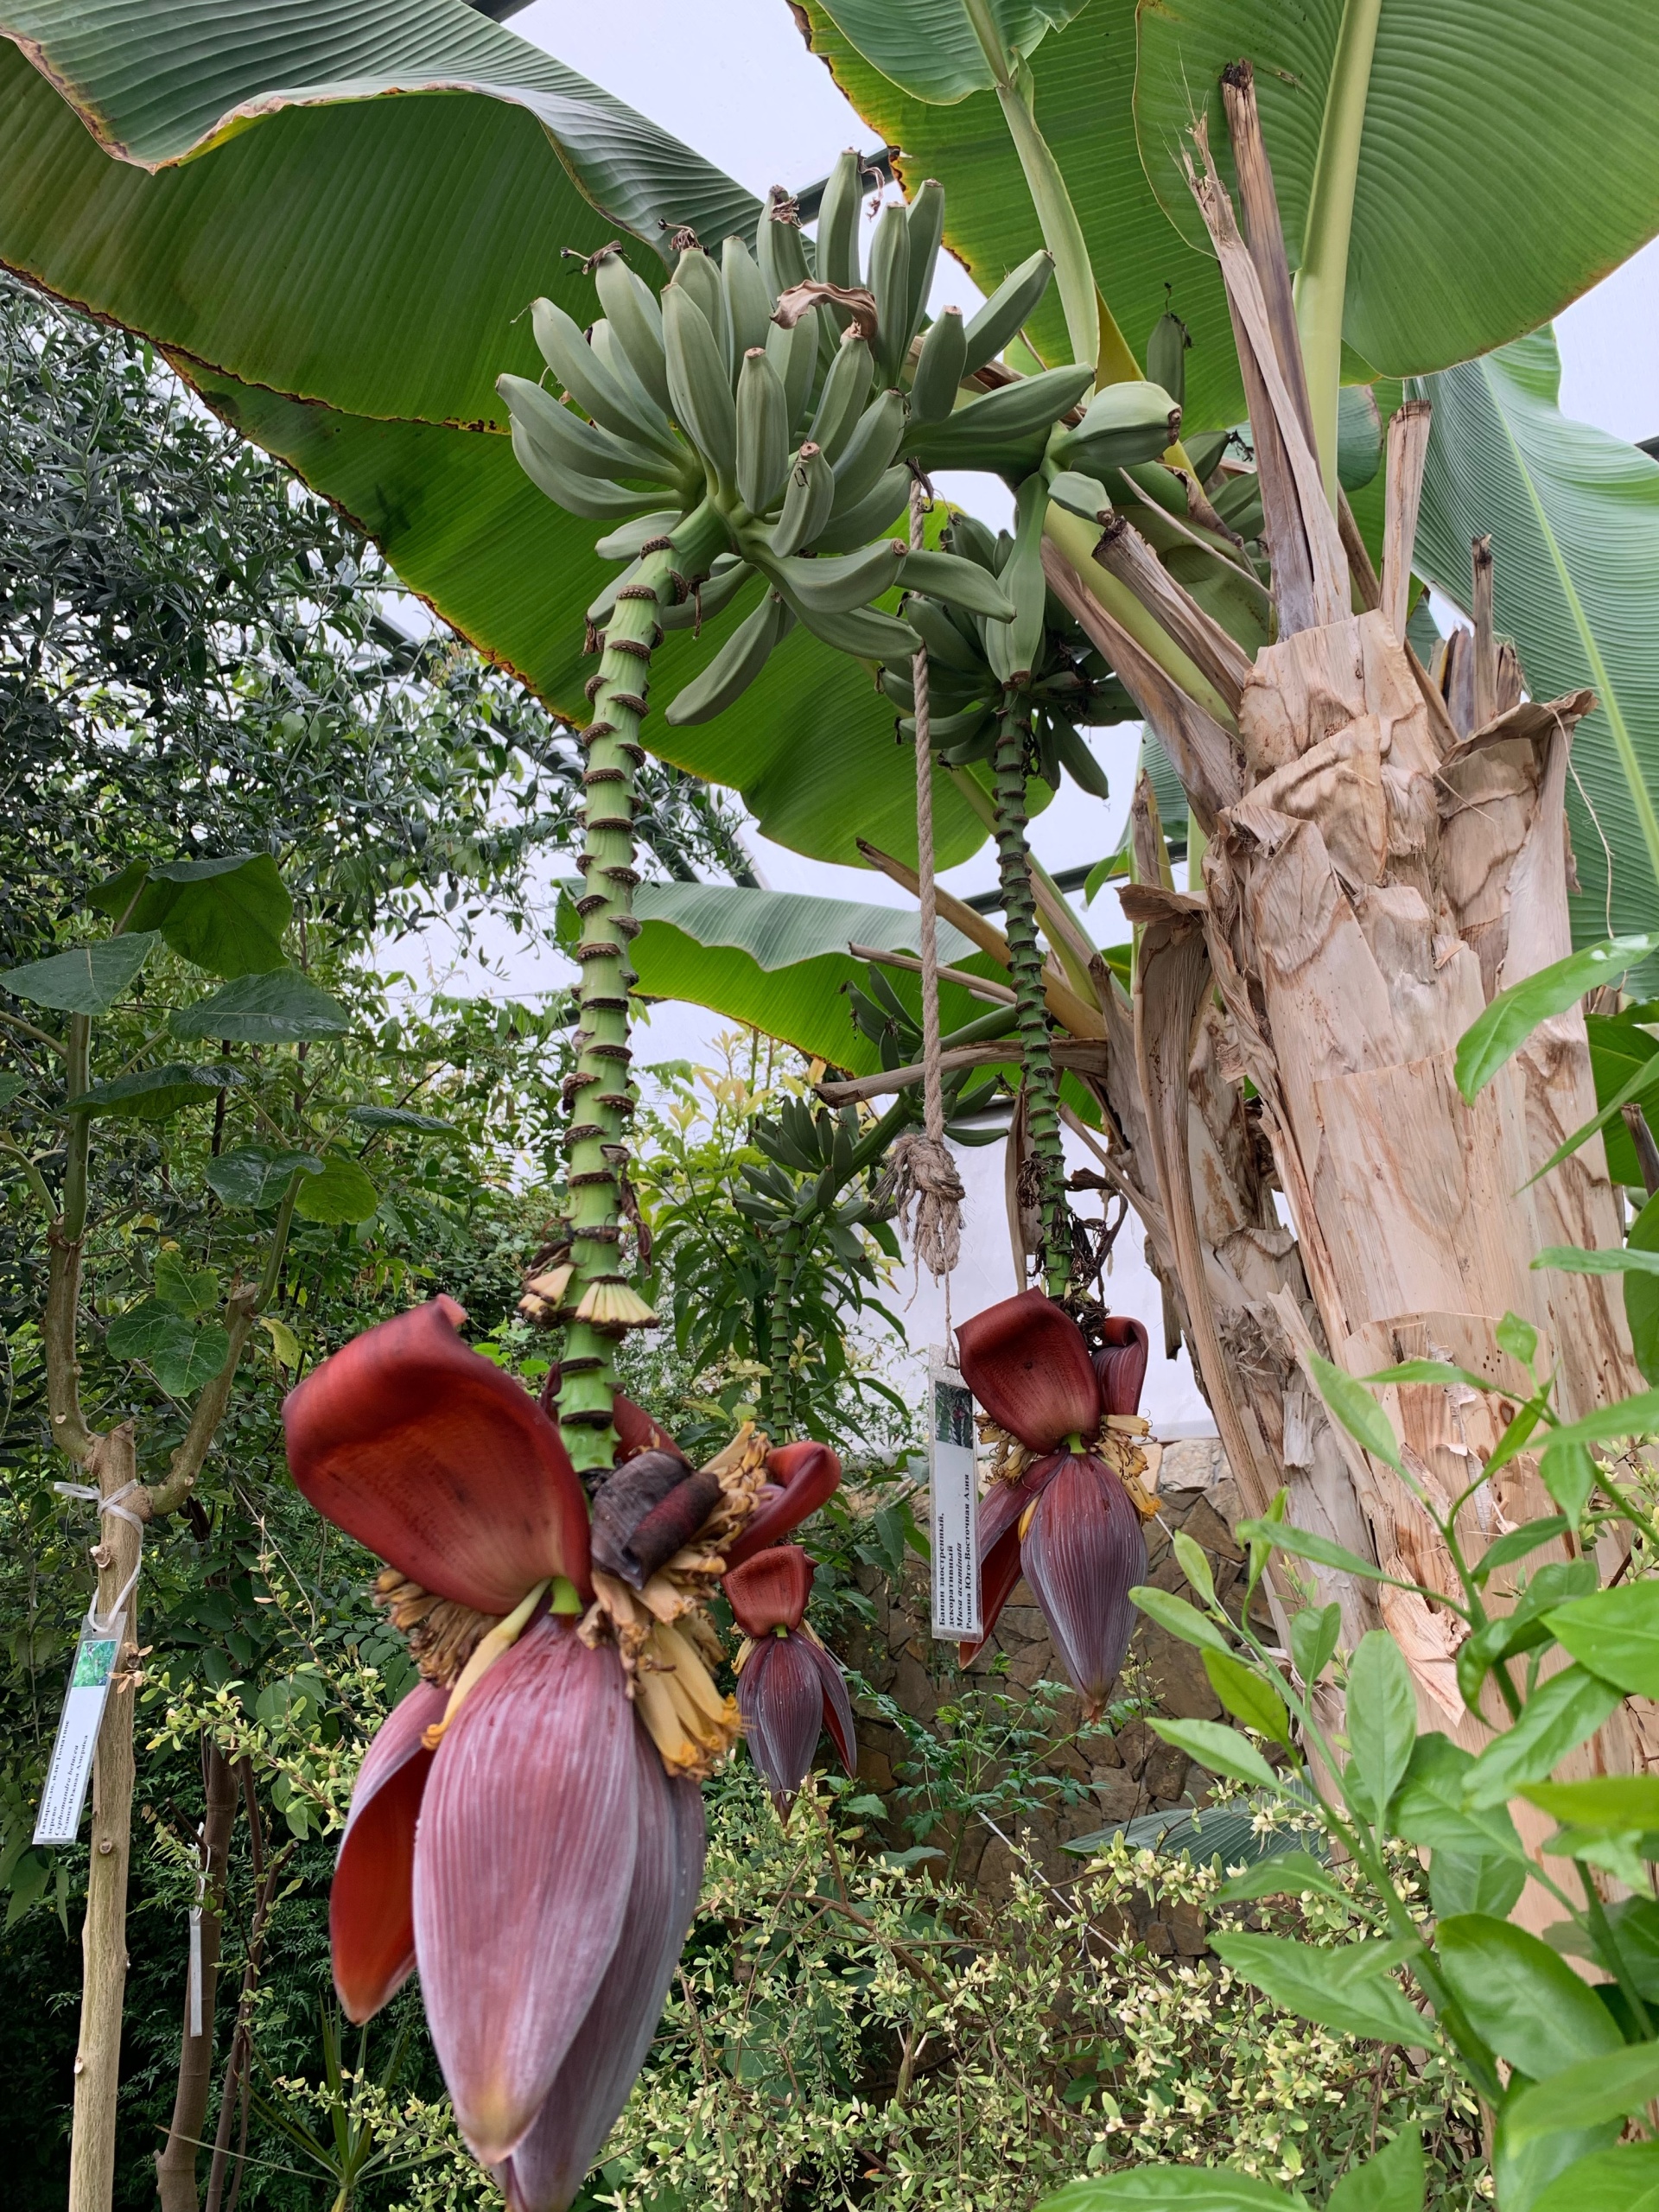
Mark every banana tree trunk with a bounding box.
[1048,102,1643,1808]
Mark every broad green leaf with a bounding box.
[1532,2143,1659,2212]
[1497,1311,1541,1370]
[66,1061,237,1121]
[1417,335,1659,959]
[1288,1603,1342,1687]
[154,1251,219,1319]
[1453,933,1659,1102]
[813,0,1088,103]
[1427,1849,1526,1923]
[1535,1246,1659,1277]
[1548,1586,1659,1699]
[1149,1718,1277,1789]
[1305,1351,1403,1471]
[1039,2171,1306,2212]
[292,1154,378,1226]
[1215,1852,1347,1907]
[346,1105,455,1134]
[106,1299,195,1367]
[1437,1914,1625,2078]
[1328,2130,1423,2212]
[1392,1735,1526,1861]
[258,1313,301,1370]
[1202,1650,1290,1745]
[632,881,990,1071]
[151,1323,232,1399]
[1362,1357,1496,1393]
[1629,1192,1659,1387]
[1535,1388,1659,1457]
[0,932,162,1014]
[1344,1631,1417,1825]
[1134,3,1659,391]
[1129,1585,1233,1656]
[205,1147,323,1210]
[1506,2044,1659,2148]
[1209,1931,1424,2046]
[92,852,289,976]
[1497,2111,1624,2212]
[1541,1438,1598,1523]
[1462,1669,1622,1808]
[1586,1013,1659,1187]
[172,970,350,1042]
[1471,1517,1569,1586]
[1549,1898,1659,2004]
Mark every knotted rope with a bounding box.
[885,480,964,1288]
[54,1477,144,1637]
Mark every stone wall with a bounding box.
[841,1438,1267,1904]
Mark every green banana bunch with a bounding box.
[1047,379,1181,477]
[903,363,1094,479]
[1146,307,1190,412]
[664,588,796,725]
[887,483,1137,791]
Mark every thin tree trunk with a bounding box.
[204,1769,289,2212]
[156,1738,238,2212]
[67,1422,141,2212]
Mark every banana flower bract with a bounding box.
[956,1290,1153,1718]
[724,1541,855,1807]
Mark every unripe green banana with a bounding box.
[901,548,1016,623]
[507,419,664,521]
[961,249,1055,375]
[594,509,680,561]
[810,465,909,554]
[1118,457,1188,516]
[904,363,1091,474]
[766,314,818,435]
[757,193,811,300]
[935,715,998,766]
[903,181,945,348]
[669,244,730,368]
[766,537,906,613]
[900,702,995,747]
[592,251,671,415]
[987,475,1047,684]
[664,590,793,725]
[529,296,678,460]
[1050,379,1180,474]
[944,513,1001,573]
[816,149,863,291]
[736,347,791,513]
[830,389,906,514]
[663,288,738,485]
[791,598,920,664]
[1050,716,1111,798]
[808,329,874,461]
[868,200,911,385]
[1146,309,1190,412]
[588,319,667,429]
[1046,467,1112,521]
[658,555,754,630]
[772,442,836,555]
[909,307,968,423]
[907,594,987,673]
[880,662,989,713]
[498,373,676,484]
[722,236,772,359]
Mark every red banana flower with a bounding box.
[287,1298,846,2210]
[955,1290,1153,1719]
[724,1543,855,1807]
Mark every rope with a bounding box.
[55,1477,144,1637]
[885,480,963,1294]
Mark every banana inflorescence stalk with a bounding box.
[991,698,1069,1298]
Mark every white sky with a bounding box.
[423,0,1659,1427]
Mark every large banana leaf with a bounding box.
[0,2,986,868]
[1412,330,1659,948]
[1135,0,1659,390]
[632,883,995,1072]
[802,1,1659,429]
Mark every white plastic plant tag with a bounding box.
[33,1618,119,1846]
[927,1351,981,1642]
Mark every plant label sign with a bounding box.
[33,1619,119,1846]
[928,1353,981,1642]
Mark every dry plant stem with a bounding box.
[1381,402,1433,639]
[847,943,1015,1007]
[1471,534,1497,729]
[1623,1103,1659,1200]
[67,1421,140,2212]
[47,1012,92,1465]
[156,1738,238,2212]
[1221,60,1317,451]
[993,702,1067,1295]
[1092,514,1253,716]
[817,1037,1110,1107]
[204,1772,291,2212]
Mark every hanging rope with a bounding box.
[884,479,963,1290]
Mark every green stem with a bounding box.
[1294,0,1383,505]
[994,698,1067,1296]
[557,508,723,1471]
[47,1014,92,1463]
